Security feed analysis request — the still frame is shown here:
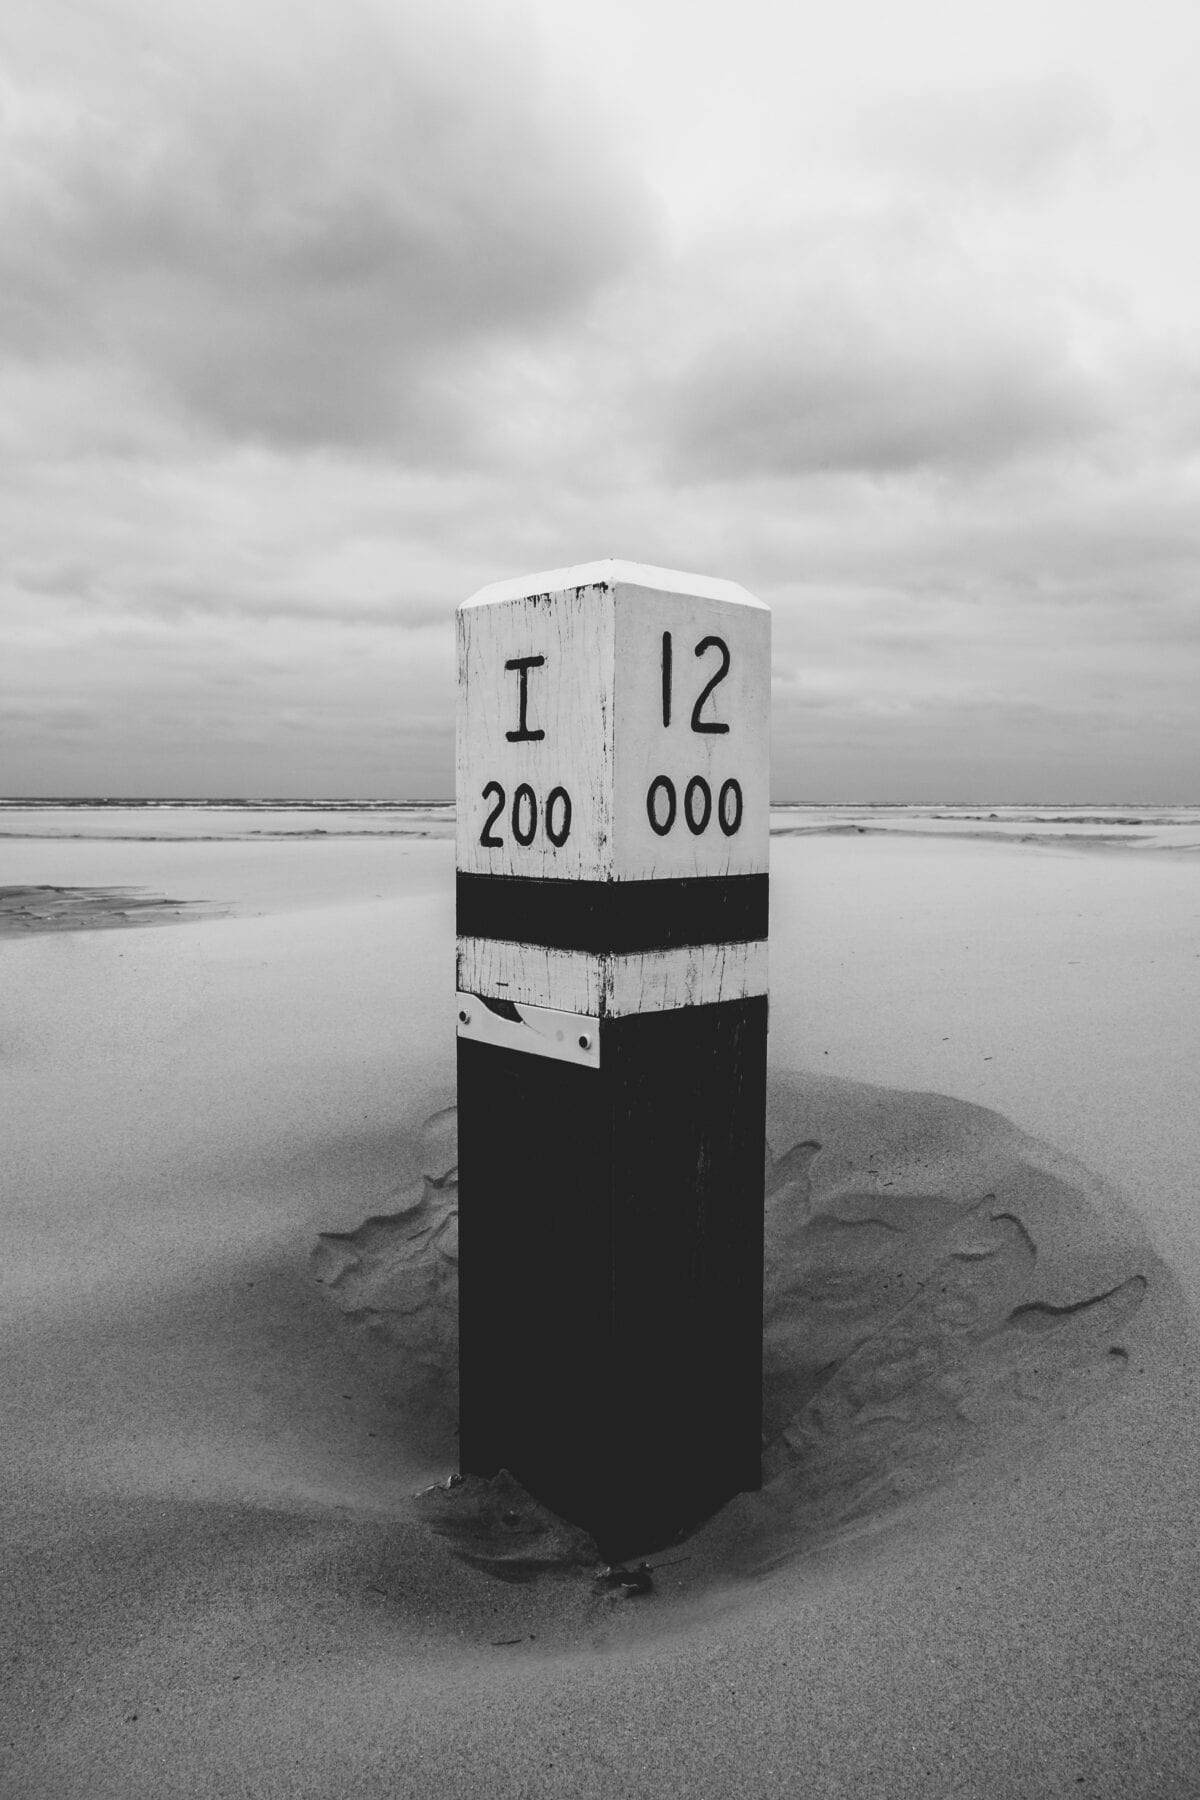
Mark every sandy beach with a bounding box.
[3,804,1199,1798]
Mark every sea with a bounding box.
[2,799,1199,851]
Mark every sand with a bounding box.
[2,805,1199,1797]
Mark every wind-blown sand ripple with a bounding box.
[313,1070,1157,1593]
[0,883,218,934]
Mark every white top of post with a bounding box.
[456,560,770,886]
[456,560,770,1027]
[462,558,768,612]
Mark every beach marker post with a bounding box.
[455,560,770,1556]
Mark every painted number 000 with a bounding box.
[646,774,742,838]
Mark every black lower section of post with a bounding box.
[457,996,767,1561]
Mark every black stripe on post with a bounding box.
[456,871,768,953]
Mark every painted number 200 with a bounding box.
[479,780,572,848]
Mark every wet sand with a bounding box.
[2,810,1198,1797]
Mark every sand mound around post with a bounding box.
[314,1069,1162,1583]
[311,1105,460,1418]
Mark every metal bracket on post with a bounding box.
[455,991,600,1069]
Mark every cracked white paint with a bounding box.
[456,937,768,1017]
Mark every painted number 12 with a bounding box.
[661,632,730,733]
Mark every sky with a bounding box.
[3,0,1199,801]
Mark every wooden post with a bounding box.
[455,559,769,1559]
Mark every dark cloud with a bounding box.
[2,7,1198,801]
[658,326,1097,479]
[0,594,459,797]
[615,78,1117,486]
[849,76,1111,197]
[642,215,1104,481]
[0,0,658,451]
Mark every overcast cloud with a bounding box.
[3,0,1199,798]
